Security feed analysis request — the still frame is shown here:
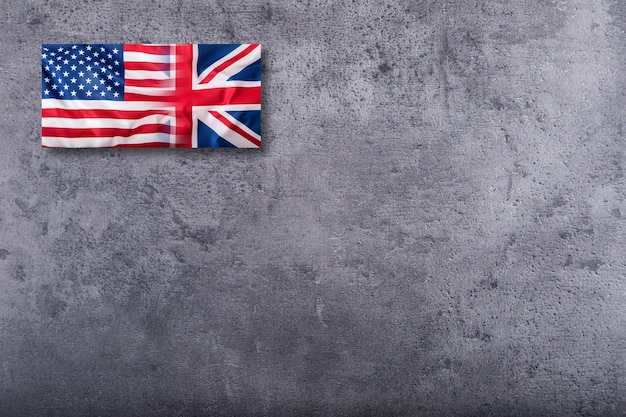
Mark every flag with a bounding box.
[41,44,261,148]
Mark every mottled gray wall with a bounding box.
[0,0,625,416]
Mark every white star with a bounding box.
[78,50,85,55]
[113,92,119,98]
[106,85,112,91]
[64,84,69,90]
[107,65,112,70]
[78,71,84,77]
[57,78,63,83]
[72,45,77,49]
[93,84,98,90]
[107,74,113,80]
[94,51,99,57]
[86,56,92,61]
[107,53,112,59]
[94,61,99,66]
[44,89,50,95]
[85,78,91,84]
[78,84,84,90]
[93,72,99,78]
[70,77,77,83]
[42,53,47,59]
[114,60,119,66]
[56,56,62,61]
[44,65,50,71]
[86,65,92,71]
[59,90,64,96]
[100,91,106,97]
[100,67,106,73]
[51,72,56,77]
[63,71,69,77]
[63,59,69,65]
[44,77,50,83]
[86,90,92,96]
[78,60,84,65]
[100,58,105,63]
[114,81,120,86]
[86,45,92,51]
[57,47,63,52]
[112,48,118,54]
[70,90,77,96]
[70,65,77,71]
[51,84,57,90]
[64,50,70,55]
[48,59,54,65]
[100,46,105,52]
[114,71,119,76]
[55,65,61,71]
[50,52,56,56]
[99,79,105,84]
[71,54,77,59]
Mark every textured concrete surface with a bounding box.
[0,0,625,415]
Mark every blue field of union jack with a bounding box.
[41,43,262,148]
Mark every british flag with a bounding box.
[41,44,261,148]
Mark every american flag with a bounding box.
[41,44,261,148]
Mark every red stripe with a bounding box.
[124,61,171,71]
[124,86,261,105]
[42,124,170,138]
[174,44,193,147]
[124,44,171,55]
[125,78,173,88]
[209,111,261,148]
[200,44,258,84]
[42,108,171,119]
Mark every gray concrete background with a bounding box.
[0,0,624,415]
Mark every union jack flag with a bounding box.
[41,44,261,148]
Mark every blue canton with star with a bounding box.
[42,44,124,100]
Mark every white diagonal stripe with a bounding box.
[196,44,261,87]
[215,110,260,141]
[196,44,249,82]
[198,111,260,148]
[206,46,260,87]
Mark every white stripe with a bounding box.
[42,99,174,111]
[42,133,171,148]
[194,80,261,90]
[42,114,172,129]
[123,51,170,63]
[192,106,198,148]
[192,44,200,93]
[216,110,261,141]
[193,104,261,112]
[198,111,260,148]
[125,70,172,80]
[124,86,174,95]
